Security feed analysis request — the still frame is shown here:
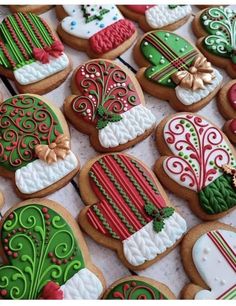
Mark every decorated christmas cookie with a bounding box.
[0,198,105,299]
[217,80,236,144]
[78,153,187,270]
[155,113,236,220]
[64,59,156,152]
[193,6,236,78]
[133,30,222,112]
[103,276,176,299]
[119,5,192,32]
[181,222,236,300]
[0,94,80,198]
[9,5,53,14]
[56,5,137,59]
[0,12,71,94]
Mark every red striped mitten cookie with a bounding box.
[0,94,79,198]
[181,222,236,300]
[133,30,222,112]
[119,5,192,32]
[218,80,236,144]
[0,12,71,94]
[78,153,187,270]
[56,5,137,59]
[0,199,105,299]
[155,113,236,220]
[64,59,156,152]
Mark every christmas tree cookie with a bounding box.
[56,5,137,59]
[155,112,236,220]
[0,198,105,299]
[217,80,236,144]
[193,6,236,78]
[0,94,79,198]
[119,5,192,32]
[0,12,71,94]
[181,222,236,300]
[78,153,187,270]
[64,59,156,152]
[133,30,222,112]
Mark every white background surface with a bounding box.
[0,4,235,298]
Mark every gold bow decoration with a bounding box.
[221,164,236,188]
[35,134,70,164]
[172,55,215,91]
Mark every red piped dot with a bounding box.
[42,207,48,213]
[7,251,12,256]
[13,252,18,258]
[4,239,8,243]
[52,258,57,263]
[0,289,7,296]
[45,214,50,220]
[4,246,8,251]
[48,252,53,258]
[8,214,14,220]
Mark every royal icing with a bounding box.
[200,7,236,64]
[85,154,187,266]
[162,113,236,214]
[228,84,236,111]
[104,278,168,299]
[71,60,155,148]
[192,229,236,300]
[0,13,69,85]
[0,204,87,299]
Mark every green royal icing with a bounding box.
[81,5,110,23]
[105,279,168,299]
[200,7,236,63]
[140,31,198,88]
[0,95,63,171]
[0,204,85,299]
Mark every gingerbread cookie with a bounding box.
[155,113,236,220]
[134,30,222,112]
[56,5,137,59]
[217,80,236,144]
[0,94,79,198]
[64,59,156,152]
[9,5,53,14]
[119,5,192,32]
[192,6,236,78]
[0,191,4,208]
[103,276,176,299]
[0,198,105,299]
[78,153,187,270]
[181,222,236,300]
[0,12,71,94]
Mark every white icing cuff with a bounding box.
[146,5,192,29]
[123,212,187,266]
[61,268,103,299]
[98,104,156,148]
[15,151,78,194]
[13,53,69,85]
[175,69,222,105]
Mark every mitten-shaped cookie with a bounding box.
[9,5,53,14]
[0,199,105,299]
[103,276,175,299]
[181,222,236,300]
[0,12,71,94]
[193,6,236,78]
[78,153,187,270]
[119,5,192,32]
[218,80,236,144]
[56,5,137,59]
[133,30,222,112]
[64,59,156,152]
[155,113,236,220]
[0,94,79,198]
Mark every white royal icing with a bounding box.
[175,69,222,105]
[145,5,192,29]
[123,211,187,266]
[61,5,123,39]
[15,151,78,194]
[13,53,69,85]
[61,268,103,299]
[98,104,156,148]
[192,230,236,300]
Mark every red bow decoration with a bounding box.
[40,281,64,300]
[33,41,64,64]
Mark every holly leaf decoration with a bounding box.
[161,207,175,218]
[96,105,122,130]
[97,105,105,116]
[144,203,156,216]
[97,119,109,129]
[153,219,165,233]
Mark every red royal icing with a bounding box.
[40,281,63,300]
[126,5,155,14]
[229,118,236,134]
[227,83,236,110]
[33,40,64,64]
